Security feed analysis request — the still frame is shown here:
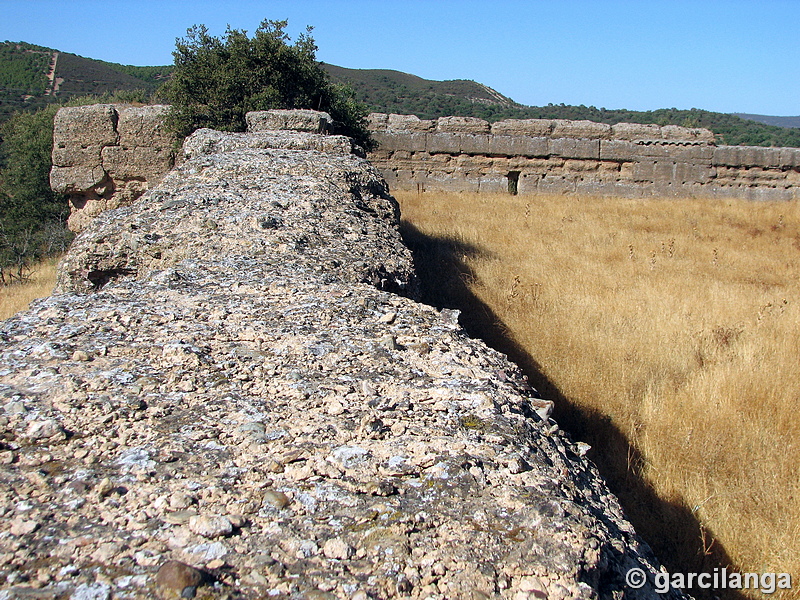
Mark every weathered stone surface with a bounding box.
[51,104,177,232]
[183,127,357,159]
[8,125,684,599]
[491,119,553,137]
[50,165,107,194]
[101,145,174,181]
[436,115,491,134]
[660,124,716,143]
[599,139,640,162]
[53,104,119,148]
[55,129,413,297]
[117,105,174,147]
[551,119,612,140]
[387,113,436,132]
[426,132,463,154]
[245,109,333,134]
[548,137,601,160]
[610,122,664,141]
[370,131,428,153]
[458,133,491,155]
[367,112,389,130]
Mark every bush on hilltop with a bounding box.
[162,20,371,148]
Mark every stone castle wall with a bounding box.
[368,113,800,200]
[52,106,800,235]
[3,111,685,599]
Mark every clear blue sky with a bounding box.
[1,0,798,116]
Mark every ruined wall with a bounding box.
[51,107,800,236]
[50,104,177,232]
[368,113,800,200]
[4,111,685,599]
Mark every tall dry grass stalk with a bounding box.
[0,258,59,320]
[397,190,800,597]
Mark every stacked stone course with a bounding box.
[50,104,177,232]
[368,113,800,200]
[52,106,800,235]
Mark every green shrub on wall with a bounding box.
[161,20,372,148]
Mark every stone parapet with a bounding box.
[367,113,800,200]
[50,106,800,231]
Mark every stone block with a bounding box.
[246,109,332,133]
[520,137,551,157]
[117,105,173,147]
[436,116,490,134]
[458,134,491,155]
[490,119,553,136]
[551,119,611,139]
[779,148,800,168]
[548,138,600,159]
[611,122,663,141]
[661,125,715,143]
[50,165,107,194]
[477,175,509,194]
[600,140,639,161]
[387,114,435,132]
[674,161,714,184]
[52,143,103,168]
[632,160,656,183]
[755,148,783,168]
[653,160,676,183]
[53,104,119,148]
[489,135,535,156]
[367,112,389,131]
[426,133,462,154]
[712,146,742,167]
[635,143,713,162]
[402,133,428,152]
[425,171,481,192]
[372,131,414,152]
[713,145,783,168]
[537,175,577,194]
[102,145,174,181]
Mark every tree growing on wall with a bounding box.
[162,20,371,147]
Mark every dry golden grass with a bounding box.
[397,190,800,597]
[0,258,59,320]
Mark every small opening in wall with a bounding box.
[507,171,521,195]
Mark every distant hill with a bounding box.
[321,63,518,119]
[2,41,799,147]
[734,113,800,129]
[0,41,170,121]
[52,52,169,98]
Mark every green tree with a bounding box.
[0,104,72,282]
[161,20,371,147]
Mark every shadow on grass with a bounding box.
[400,219,748,600]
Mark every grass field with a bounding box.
[0,258,58,320]
[397,190,800,598]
